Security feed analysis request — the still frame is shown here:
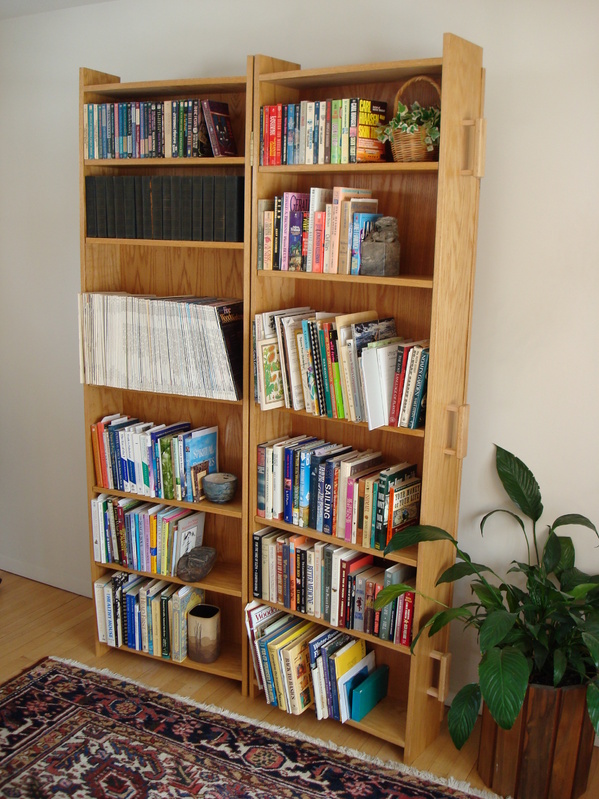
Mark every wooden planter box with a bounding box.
[477,683,595,799]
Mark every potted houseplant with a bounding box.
[377,74,441,163]
[374,445,599,799]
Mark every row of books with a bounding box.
[256,433,421,550]
[84,98,237,159]
[90,413,219,502]
[79,293,243,401]
[245,601,390,721]
[94,571,205,661]
[257,185,383,274]
[252,526,416,645]
[254,307,429,431]
[91,492,206,575]
[260,98,387,166]
[85,174,244,243]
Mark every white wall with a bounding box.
[1,0,597,695]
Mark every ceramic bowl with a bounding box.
[203,472,238,503]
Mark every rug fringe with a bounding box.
[49,656,505,799]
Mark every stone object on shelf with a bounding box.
[176,546,217,582]
[360,216,400,277]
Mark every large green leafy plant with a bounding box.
[374,445,599,749]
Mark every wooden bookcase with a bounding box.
[247,33,485,763]
[79,31,484,762]
[78,63,254,692]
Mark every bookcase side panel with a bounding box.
[404,34,485,765]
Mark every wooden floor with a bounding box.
[1,569,598,798]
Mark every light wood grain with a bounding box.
[79,63,253,694]
[249,34,483,766]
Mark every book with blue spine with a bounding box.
[283,436,315,524]
[182,425,218,503]
[286,103,296,165]
[350,212,383,275]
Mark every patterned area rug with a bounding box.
[0,657,496,799]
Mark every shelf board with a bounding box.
[249,676,407,747]
[256,269,433,289]
[95,560,242,597]
[253,404,426,437]
[258,58,443,89]
[259,161,438,176]
[346,692,407,747]
[115,639,243,682]
[85,76,247,98]
[86,238,244,249]
[84,156,245,168]
[93,486,243,519]
[252,516,419,567]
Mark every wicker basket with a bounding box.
[390,75,441,163]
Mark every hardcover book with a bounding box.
[201,99,237,157]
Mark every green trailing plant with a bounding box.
[377,100,441,151]
[374,444,599,749]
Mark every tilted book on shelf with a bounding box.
[201,99,237,157]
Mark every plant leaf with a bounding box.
[551,513,598,537]
[587,680,599,736]
[543,531,561,574]
[479,646,530,730]
[385,524,455,555]
[560,567,599,593]
[374,583,417,611]
[448,683,481,750]
[553,649,567,686]
[479,610,517,652]
[472,582,504,610]
[428,606,474,636]
[566,583,599,600]
[582,633,599,668]
[554,535,575,573]
[495,445,543,522]
[436,560,492,585]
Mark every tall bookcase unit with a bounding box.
[248,34,485,763]
[79,64,253,692]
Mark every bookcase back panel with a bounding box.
[204,518,242,565]
[257,410,426,466]
[252,280,432,346]
[203,593,242,647]
[102,246,245,299]
[84,241,121,291]
[257,74,442,116]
